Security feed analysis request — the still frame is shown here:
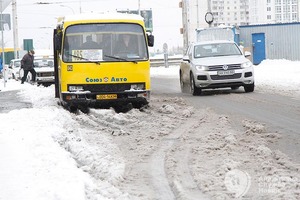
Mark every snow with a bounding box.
[0,59,300,199]
[254,59,300,97]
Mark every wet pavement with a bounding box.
[0,90,32,113]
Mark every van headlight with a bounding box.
[241,61,253,68]
[195,65,208,71]
[69,85,84,92]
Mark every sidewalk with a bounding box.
[0,80,32,113]
[0,90,32,113]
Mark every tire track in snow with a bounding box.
[150,138,176,199]
[65,96,206,199]
[150,110,209,200]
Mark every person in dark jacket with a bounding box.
[21,50,36,84]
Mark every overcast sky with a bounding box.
[3,0,183,52]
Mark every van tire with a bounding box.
[244,83,255,93]
[190,73,201,96]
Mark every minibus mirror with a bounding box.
[54,32,62,51]
[147,34,154,47]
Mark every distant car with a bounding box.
[20,56,55,86]
[180,40,255,95]
[8,59,22,80]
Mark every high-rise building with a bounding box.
[274,0,299,22]
[249,0,299,24]
[211,0,250,26]
[180,0,300,48]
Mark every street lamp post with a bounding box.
[36,2,78,14]
[60,5,75,14]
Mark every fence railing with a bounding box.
[150,57,182,67]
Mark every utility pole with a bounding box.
[207,0,211,12]
[12,0,18,59]
[181,0,189,52]
[207,0,212,27]
[79,0,81,13]
[0,0,5,87]
[138,0,141,15]
[196,0,199,27]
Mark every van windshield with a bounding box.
[34,58,54,68]
[13,61,21,68]
[62,23,148,63]
[194,43,242,58]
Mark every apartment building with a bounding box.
[211,0,250,26]
[181,0,300,47]
[250,0,300,24]
[182,0,300,26]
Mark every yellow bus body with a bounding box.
[54,13,153,111]
[59,60,150,92]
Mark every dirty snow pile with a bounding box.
[0,81,194,199]
[165,108,300,199]
[0,84,127,199]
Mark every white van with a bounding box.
[180,40,254,95]
[8,59,22,80]
[20,56,54,86]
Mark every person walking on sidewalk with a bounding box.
[21,50,36,84]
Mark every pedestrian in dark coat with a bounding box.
[21,50,36,84]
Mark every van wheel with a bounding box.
[244,83,255,93]
[190,73,201,96]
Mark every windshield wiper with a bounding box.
[104,55,137,64]
[68,53,101,65]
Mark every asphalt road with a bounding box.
[0,90,32,113]
[151,76,300,162]
[1,78,299,162]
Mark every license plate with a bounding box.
[97,94,117,100]
[217,70,235,76]
[40,78,54,81]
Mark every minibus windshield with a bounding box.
[63,23,148,63]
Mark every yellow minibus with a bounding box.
[53,13,154,112]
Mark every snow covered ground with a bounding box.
[0,59,299,199]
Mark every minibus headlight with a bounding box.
[130,84,145,90]
[69,86,84,92]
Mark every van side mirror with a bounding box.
[182,56,190,63]
[147,34,154,47]
[244,51,251,57]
